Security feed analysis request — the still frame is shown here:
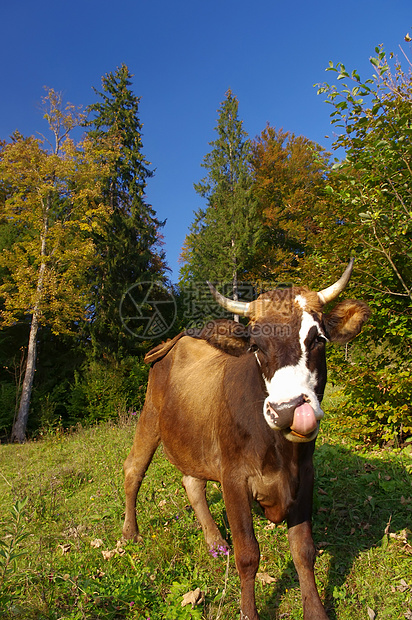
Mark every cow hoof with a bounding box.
[119,534,143,546]
[129,533,143,544]
[122,528,143,544]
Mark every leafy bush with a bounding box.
[316,40,412,444]
[0,382,16,433]
[328,339,412,443]
[67,355,149,424]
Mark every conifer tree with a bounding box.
[180,90,259,304]
[86,65,166,356]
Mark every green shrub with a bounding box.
[328,338,412,443]
[0,382,16,433]
[67,356,149,424]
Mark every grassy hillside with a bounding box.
[1,391,411,619]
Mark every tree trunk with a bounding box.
[10,309,41,442]
[11,201,48,442]
[232,238,239,323]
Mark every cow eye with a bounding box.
[309,333,326,350]
[313,334,326,349]
[249,343,259,353]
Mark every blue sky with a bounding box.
[1,1,410,281]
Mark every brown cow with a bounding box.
[123,260,370,619]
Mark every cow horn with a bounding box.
[207,282,251,317]
[317,258,355,305]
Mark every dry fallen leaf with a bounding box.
[115,539,126,555]
[58,543,72,555]
[367,606,376,620]
[101,540,127,560]
[264,522,276,530]
[102,549,117,560]
[181,587,204,608]
[388,528,412,554]
[90,538,104,548]
[64,525,86,538]
[256,572,277,585]
[397,579,409,592]
[92,570,105,580]
[390,529,409,543]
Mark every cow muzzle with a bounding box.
[265,395,321,443]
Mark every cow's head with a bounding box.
[207,260,370,442]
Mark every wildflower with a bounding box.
[209,543,229,558]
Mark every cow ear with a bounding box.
[196,319,250,356]
[323,300,371,344]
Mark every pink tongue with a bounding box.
[290,403,318,436]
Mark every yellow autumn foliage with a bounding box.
[0,90,119,335]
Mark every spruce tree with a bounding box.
[86,65,167,357]
[180,90,259,303]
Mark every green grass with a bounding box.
[0,389,411,619]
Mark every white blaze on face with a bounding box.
[262,300,325,430]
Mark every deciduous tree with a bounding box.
[0,90,113,442]
[316,41,412,442]
[249,125,329,285]
[318,44,412,304]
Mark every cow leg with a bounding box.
[287,521,328,619]
[182,475,228,552]
[286,444,328,619]
[122,404,160,542]
[222,481,260,620]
